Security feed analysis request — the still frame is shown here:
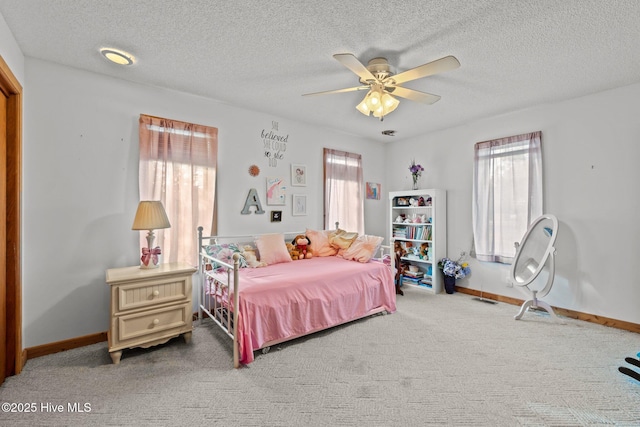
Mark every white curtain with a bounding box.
[472,131,542,263]
[323,148,364,234]
[138,114,218,266]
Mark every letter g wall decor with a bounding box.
[241,188,265,214]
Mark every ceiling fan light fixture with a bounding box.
[356,99,371,116]
[381,93,399,113]
[100,47,136,66]
[357,89,400,119]
[365,88,381,109]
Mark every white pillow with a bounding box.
[255,233,292,265]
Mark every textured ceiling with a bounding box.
[1,0,640,142]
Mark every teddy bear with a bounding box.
[286,242,301,260]
[292,234,313,259]
[241,245,266,268]
[420,242,429,259]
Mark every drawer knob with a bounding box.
[152,290,160,297]
[153,318,160,326]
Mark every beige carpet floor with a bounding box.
[1,286,639,426]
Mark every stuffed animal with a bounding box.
[292,234,313,259]
[242,245,266,268]
[286,242,301,260]
[420,243,429,259]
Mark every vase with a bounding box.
[412,178,419,190]
[444,275,456,294]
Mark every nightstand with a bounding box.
[105,262,197,364]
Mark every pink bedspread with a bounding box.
[223,256,396,364]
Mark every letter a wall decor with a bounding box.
[241,188,265,214]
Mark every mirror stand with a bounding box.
[515,289,559,320]
[514,245,559,321]
[510,214,562,322]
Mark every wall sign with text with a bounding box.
[261,120,290,167]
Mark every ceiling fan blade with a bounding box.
[390,55,460,85]
[302,86,369,97]
[333,53,377,83]
[388,86,441,104]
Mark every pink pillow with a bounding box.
[306,228,338,257]
[341,235,384,263]
[255,233,292,265]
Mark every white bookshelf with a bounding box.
[389,189,447,293]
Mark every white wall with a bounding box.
[0,11,24,84]
[385,83,640,325]
[22,57,386,347]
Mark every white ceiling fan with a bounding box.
[303,53,460,120]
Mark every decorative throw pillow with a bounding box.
[255,233,292,265]
[203,243,248,271]
[241,245,266,268]
[329,229,359,250]
[341,235,384,263]
[306,228,338,257]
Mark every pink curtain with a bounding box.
[472,131,543,263]
[138,114,218,266]
[323,148,364,234]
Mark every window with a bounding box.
[472,131,542,263]
[138,114,218,265]
[323,148,364,234]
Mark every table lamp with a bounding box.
[132,201,171,269]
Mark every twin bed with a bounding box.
[197,227,396,367]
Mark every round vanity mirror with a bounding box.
[510,214,559,320]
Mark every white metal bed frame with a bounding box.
[196,226,392,368]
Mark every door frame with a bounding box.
[0,54,23,381]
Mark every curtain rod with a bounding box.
[140,114,217,131]
[140,113,173,121]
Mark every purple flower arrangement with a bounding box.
[409,160,424,188]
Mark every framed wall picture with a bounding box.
[291,164,307,186]
[292,194,307,216]
[366,182,381,200]
[266,177,286,205]
[270,210,282,222]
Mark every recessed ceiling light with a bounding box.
[100,47,135,66]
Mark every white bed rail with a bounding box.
[199,250,241,367]
[197,226,304,368]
